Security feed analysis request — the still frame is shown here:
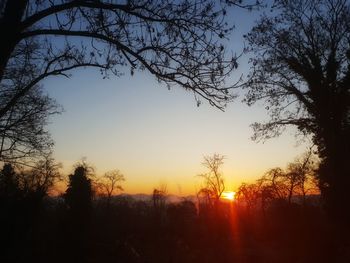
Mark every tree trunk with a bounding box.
[319,133,350,225]
[314,81,350,224]
[0,0,27,82]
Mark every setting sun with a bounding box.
[221,191,236,201]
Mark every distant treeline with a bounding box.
[0,161,346,263]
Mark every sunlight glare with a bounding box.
[221,191,236,201]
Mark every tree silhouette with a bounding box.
[64,164,93,217]
[63,164,93,262]
[0,164,22,263]
[0,0,258,118]
[285,151,318,205]
[152,183,168,210]
[0,84,61,162]
[0,163,19,199]
[237,151,319,214]
[0,162,62,262]
[197,154,226,206]
[0,0,262,163]
[243,0,350,220]
[0,156,61,199]
[151,183,168,228]
[258,152,318,205]
[98,169,125,206]
[258,168,289,207]
[19,153,62,196]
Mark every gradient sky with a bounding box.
[42,4,309,195]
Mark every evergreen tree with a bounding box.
[65,165,92,217]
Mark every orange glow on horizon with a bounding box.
[221,191,236,201]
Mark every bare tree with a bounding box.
[256,151,319,206]
[0,153,61,201]
[258,168,289,202]
[236,182,261,210]
[197,154,226,205]
[99,169,125,204]
[236,150,320,214]
[286,151,319,205]
[0,0,260,86]
[20,153,62,195]
[0,0,260,118]
[0,84,61,163]
[0,0,261,163]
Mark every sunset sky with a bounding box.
[42,5,309,195]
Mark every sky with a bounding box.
[42,4,309,195]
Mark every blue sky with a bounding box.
[42,3,309,195]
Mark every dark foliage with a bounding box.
[243,0,350,223]
[0,163,57,262]
[1,161,348,263]
[64,165,92,215]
